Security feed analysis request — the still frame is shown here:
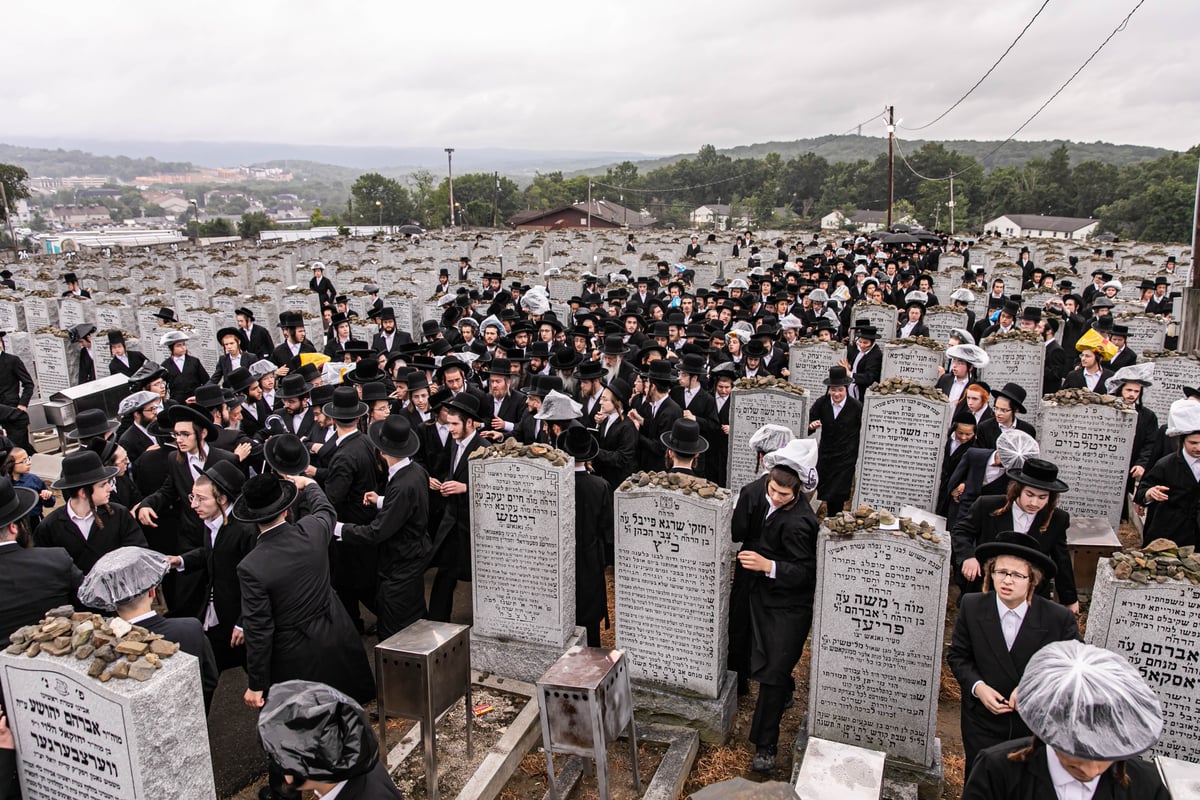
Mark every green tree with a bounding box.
[429,172,522,227]
[238,212,275,238]
[407,169,437,227]
[0,164,30,221]
[310,207,337,227]
[198,218,235,237]
[1070,161,1119,218]
[350,173,415,227]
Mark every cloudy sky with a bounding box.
[6,0,1194,157]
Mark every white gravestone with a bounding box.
[1143,355,1200,423]
[787,341,844,397]
[880,341,943,384]
[1119,313,1168,355]
[981,336,1045,416]
[924,308,967,343]
[1086,560,1200,762]
[850,304,897,337]
[853,390,952,513]
[726,384,808,492]
[808,526,949,770]
[33,333,77,397]
[0,647,216,799]
[1037,399,1136,531]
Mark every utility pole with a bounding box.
[886,105,895,229]
[444,148,455,229]
[492,172,499,228]
[0,181,17,258]
[948,176,956,235]
[1182,157,1200,350]
[587,179,592,231]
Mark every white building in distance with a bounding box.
[984,214,1099,240]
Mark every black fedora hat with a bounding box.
[52,450,119,491]
[600,334,630,356]
[323,386,369,421]
[193,383,229,409]
[153,307,176,322]
[853,324,881,340]
[275,373,314,400]
[577,360,606,381]
[163,403,221,443]
[993,382,1028,414]
[441,391,488,423]
[278,311,304,329]
[0,476,39,528]
[743,339,768,358]
[106,330,126,345]
[216,327,246,347]
[549,349,582,371]
[343,359,384,385]
[643,359,678,384]
[203,460,247,501]
[678,353,708,376]
[225,367,254,394]
[368,416,421,459]
[974,530,1056,580]
[67,408,120,441]
[231,474,298,524]
[1007,457,1069,493]
[360,382,390,403]
[556,426,599,462]
[823,365,853,387]
[263,434,311,476]
[481,358,514,377]
[660,418,709,455]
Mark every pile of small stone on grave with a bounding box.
[733,376,806,396]
[869,377,948,401]
[1143,349,1199,361]
[6,606,180,683]
[1042,388,1132,411]
[1110,539,1200,585]
[981,329,1042,346]
[824,505,941,544]
[34,327,70,338]
[885,336,944,350]
[469,438,568,466]
[924,304,964,315]
[618,471,731,500]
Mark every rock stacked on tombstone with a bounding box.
[6,606,180,683]
[867,376,949,401]
[823,504,942,544]
[732,376,806,396]
[1041,388,1132,410]
[980,329,1042,346]
[618,470,730,499]
[1110,539,1200,585]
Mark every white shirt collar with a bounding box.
[335,428,358,446]
[995,593,1028,622]
[1011,504,1036,533]
[387,458,410,481]
[125,610,157,625]
[67,504,94,524]
[313,781,348,800]
[1045,745,1102,799]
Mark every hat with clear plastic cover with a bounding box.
[1166,397,1200,437]
[995,429,1040,471]
[1105,362,1154,395]
[117,390,160,418]
[257,680,379,783]
[1017,640,1162,760]
[762,439,819,493]
[748,424,793,456]
[77,546,170,611]
[946,343,990,369]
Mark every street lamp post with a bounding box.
[375,200,382,231]
[445,148,455,229]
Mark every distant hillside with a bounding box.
[575,135,1177,175]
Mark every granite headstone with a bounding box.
[1037,398,1136,531]
[981,335,1045,416]
[853,388,952,513]
[880,341,943,384]
[726,382,808,492]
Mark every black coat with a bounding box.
[592,416,637,491]
[938,440,976,517]
[950,495,1077,605]
[808,394,861,504]
[847,344,882,399]
[962,738,1168,800]
[236,484,375,702]
[77,348,96,384]
[370,329,414,355]
[139,612,219,711]
[341,460,431,641]
[33,503,147,575]
[946,448,1009,528]
[284,407,317,440]
[108,350,148,377]
[431,432,486,580]
[179,516,258,633]
[309,275,336,307]
[270,339,316,367]
[1041,340,1066,395]
[1061,367,1113,391]
[242,323,275,360]
[0,544,82,643]
[1135,451,1200,548]
[974,418,1037,451]
[1108,346,1137,372]
[573,471,610,628]
[670,386,721,480]
[635,396,682,472]
[747,499,819,686]
[162,354,210,401]
[118,423,157,465]
[0,352,34,407]
[948,593,1080,770]
[210,352,251,386]
[338,762,405,799]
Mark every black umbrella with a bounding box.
[889,223,912,233]
[397,225,424,235]
[880,232,920,245]
[914,230,943,242]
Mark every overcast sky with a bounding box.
[6,0,1195,156]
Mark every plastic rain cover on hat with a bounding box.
[1105,362,1155,395]
[117,390,159,418]
[77,547,170,611]
[995,429,1039,470]
[258,680,378,782]
[520,286,551,315]
[1166,397,1200,437]
[762,439,819,492]
[949,328,976,346]
[748,424,794,456]
[534,390,582,421]
[946,343,990,369]
[1017,640,1162,761]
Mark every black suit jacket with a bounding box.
[974,418,1037,451]
[109,349,148,378]
[119,423,156,465]
[77,348,96,384]
[285,406,317,440]
[950,495,1077,605]
[270,339,317,367]
[1135,451,1200,548]
[948,593,1079,767]
[33,503,147,575]
[242,324,275,359]
[324,431,379,526]
[963,738,1168,800]
[0,544,83,642]
[635,396,682,472]
[338,762,404,799]
[180,517,258,631]
[371,329,414,355]
[210,353,251,386]
[847,345,883,398]
[1061,367,1113,391]
[1041,340,1066,395]
[0,352,35,407]
[809,394,862,503]
[1108,347,1137,372]
[593,416,638,491]
[138,612,219,710]
[162,355,210,401]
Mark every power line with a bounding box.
[839,108,889,136]
[901,0,1053,132]
[894,0,1149,182]
[590,171,760,195]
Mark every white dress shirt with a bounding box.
[1011,505,1035,534]
[67,504,95,540]
[997,594,1028,650]
[1045,745,1102,800]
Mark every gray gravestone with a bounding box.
[1086,560,1200,762]
[880,342,943,384]
[615,480,736,741]
[469,452,583,682]
[1037,400,1136,531]
[850,303,897,337]
[0,296,24,332]
[23,297,58,331]
[33,333,77,397]
[1143,355,1200,423]
[807,526,949,786]
[981,336,1045,416]
[0,645,216,799]
[853,389,952,513]
[726,383,808,492]
[787,340,844,397]
[924,308,967,343]
[1119,313,1168,355]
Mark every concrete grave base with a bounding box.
[539,724,699,800]
[470,627,585,684]
[630,669,738,744]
